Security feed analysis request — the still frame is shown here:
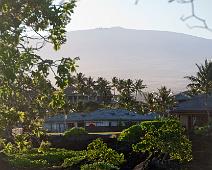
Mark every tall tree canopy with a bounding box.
[0,0,77,139]
[185,59,212,95]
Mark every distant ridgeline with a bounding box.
[38,27,212,92]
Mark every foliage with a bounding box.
[87,138,125,166]
[0,0,77,140]
[94,77,113,104]
[114,78,146,112]
[64,127,88,137]
[185,59,212,95]
[185,59,212,121]
[194,126,209,135]
[118,124,143,144]
[38,140,51,154]
[3,138,126,169]
[81,162,119,170]
[193,123,212,136]
[5,141,124,169]
[143,86,175,113]
[132,119,192,162]
[6,148,86,168]
[62,155,86,168]
[14,134,32,153]
[2,134,32,154]
[8,157,49,168]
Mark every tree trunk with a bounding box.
[133,153,152,170]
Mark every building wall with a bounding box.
[85,121,118,127]
[180,115,188,129]
[179,113,209,131]
[44,123,66,133]
[44,120,139,132]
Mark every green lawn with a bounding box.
[47,132,121,136]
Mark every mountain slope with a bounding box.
[39,27,212,92]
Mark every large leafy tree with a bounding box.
[0,0,77,139]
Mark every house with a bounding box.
[44,109,158,132]
[174,92,191,103]
[170,94,212,130]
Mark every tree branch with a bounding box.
[135,0,212,32]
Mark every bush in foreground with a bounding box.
[4,138,125,169]
[64,127,88,137]
[119,119,192,163]
[87,138,125,166]
[81,162,119,170]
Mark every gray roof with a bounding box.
[174,92,191,101]
[171,94,212,113]
[46,109,158,123]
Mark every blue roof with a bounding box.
[174,92,191,101]
[46,109,158,123]
[172,94,212,113]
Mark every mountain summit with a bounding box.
[39,27,212,92]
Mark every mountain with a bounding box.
[38,27,212,92]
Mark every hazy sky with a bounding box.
[67,0,212,39]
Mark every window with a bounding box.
[96,121,109,127]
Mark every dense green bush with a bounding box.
[8,156,49,168]
[62,155,86,168]
[6,148,86,168]
[4,138,126,169]
[2,134,32,154]
[64,127,88,137]
[194,126,208,135]
[81,162,119,170]
[119,119,192,163]
[193,123,212,136]
[38,140,51,154]
[132,119,192,162]
[87,138,125,166]
[118,124,143,144]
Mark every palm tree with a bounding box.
[94,77,112,104]
[156,86,175,114]
[85,76,95,101]
[111,77,118,96]
[143,92,158,112]
[185,59,212,121]
[134,79,146,101]
[116,79,138,111]
[75,72,87,104]
[143,86,175,114]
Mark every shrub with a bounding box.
[64,127,88,137]
[133,119,192,162]
[29,149,86,166]
[193,123,212,136]
[38,140,51,154]
[8,156,49,168]
[14,134,32,153]
[81,162,119,170]
[87,138,125,166]
[6,149,86,168]
[62,155,86,168]
[2,134,32,154]
[194,126,208,135]
[118,124,143,144]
